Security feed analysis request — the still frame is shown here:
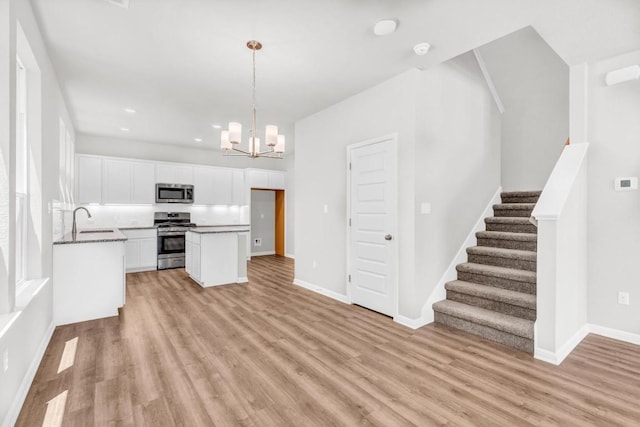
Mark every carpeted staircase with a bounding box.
[433,191,540,353]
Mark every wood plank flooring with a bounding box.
[16,255,640,426]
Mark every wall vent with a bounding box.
[103,0,129,9]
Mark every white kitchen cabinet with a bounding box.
[104,159,155,204]
[186,229,247,287]
[132,162,155,204]
[53,239,125,326]
[212,168,233,205]
[156,163,193,185]
[122,228,157,272]
[104,159,132,203]
[246,168,286,190]
[193,167,215,205]
[232,169,246,205]
[76,155,103,204]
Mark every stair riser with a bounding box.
[467,254,536,272]
[457,271,536,294]
[493,208,534,218]
[447,291,536,321]
[485,222,537,234]
[501,196,540,204]
[477,238,537,252]
[434,312,534,353]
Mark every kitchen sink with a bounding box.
[79,229,113,233]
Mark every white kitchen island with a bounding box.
[185,226,250,287]
[53,228,127,325]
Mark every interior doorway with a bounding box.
[250,189,285,257]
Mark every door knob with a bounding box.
[384,234,393,241]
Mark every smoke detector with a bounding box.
[373,19,398,36]
[413,42,431,56]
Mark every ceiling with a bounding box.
[31,0,640,152]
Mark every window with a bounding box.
[15,57,28,285]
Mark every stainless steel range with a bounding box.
[154,212,196,270]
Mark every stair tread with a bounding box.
[485,217,534,224]
[445,280,536,309]
[467,245,536,260]
[476,231,537,241]
[493,203,536,210]
[433,300,534,339]
[501,191,542,198]
[457,262,536,283]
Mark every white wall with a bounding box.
[295,69,418,308]
[0,0,74,424]
[586,49,640,334]
[284,153,295,257]
[250,190,275,255]
[295,57,500,319]
[413,52,502,318]
[77,133,288,171]
[479,27,568,191]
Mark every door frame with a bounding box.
[346,133,399,317]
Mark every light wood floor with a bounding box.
[17,255,640,426]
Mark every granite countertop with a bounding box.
[54,228,128,245]
[189,226,251,234]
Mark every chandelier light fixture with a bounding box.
[221,40,285,158]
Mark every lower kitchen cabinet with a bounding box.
[186,229,248,287]
[122,228,157,272]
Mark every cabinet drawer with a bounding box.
[121,228,157,239]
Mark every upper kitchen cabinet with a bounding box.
[104,159,155,204]
[246,169,285,190]
[156,163,194,185]
[76,155,103,204]
[232,169,245,205]
[194,167,234,205]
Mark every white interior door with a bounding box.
[348,134,397,317]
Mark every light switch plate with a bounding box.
[421,203,431,214]
[614,177,638,191]
[618,291,630,305]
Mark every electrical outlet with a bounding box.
[254,238,262,247]
[2,349,8,373]
[618,291,630,305]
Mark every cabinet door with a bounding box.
[192,243,201,280]
[193,167,215,205]
[247,169,269,189]
[139,238,157,268]
[185,241,192,274]
[212,168,233,205]
[232,169,246,205]
[156,164,193,185]
[125,239,141,270]
[76,156,103,204]
[269,171,285,190]
[132,162,155,204]
[104,159,133,204]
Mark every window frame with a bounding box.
[15,56,28,288]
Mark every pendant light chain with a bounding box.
[252,44,257,155]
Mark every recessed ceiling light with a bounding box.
[194,138,203,142]
[120,127,130,132]
[211,124,221,129]
[373,19,397,36]
[124,107,136,114]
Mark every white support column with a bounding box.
[0,0,17,314]
[569,63,589,143]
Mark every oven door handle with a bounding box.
[158,231,187,237]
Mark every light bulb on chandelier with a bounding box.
[221,40,285,159]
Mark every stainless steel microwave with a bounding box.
[155,183,194,204]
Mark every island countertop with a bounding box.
[54,228,128,245]
[188,225,250,234]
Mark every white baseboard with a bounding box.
[589,324,640,345]
[394,315,429,330]
[285,253,295,259]
[535,323,640,366]
[293,278,349,304]
[535,324,590,365]
[3,322,55,427]
[421,186,503,322]
[251,250,276,257]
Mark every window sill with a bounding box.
[0,278,50,340]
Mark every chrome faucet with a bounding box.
[72,207,92,236]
